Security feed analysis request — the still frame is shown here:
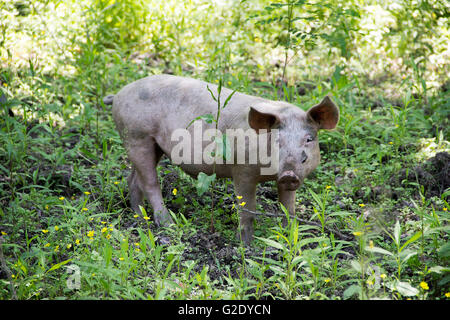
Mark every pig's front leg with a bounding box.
[277,185,296,226]
[233,173,257,246]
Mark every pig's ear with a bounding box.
[248,106,280,134]
[307,96,339,130]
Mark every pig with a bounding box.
[104,74,339,245]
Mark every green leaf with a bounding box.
[438,242,450,259]
[394,281,419,297]
[428,266,450,274]
[400,250,417,264]
[214,134,232,162]
[292,223,299,246]
[438,274,450,286]
[206,84,217,102]
[365,246,394,256]
[255,236,286,251]
[269,265,285,275]
[46,259,73,273]
[196,172,216,196]
[350,260,362,273]
[186,113,215,128]
[79,147,98,161]
[343,284,361,299]
[291,255,305,267]
[394,220,401,247]
[222,89,238,109]
[400,231,422,252]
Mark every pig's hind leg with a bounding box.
[126,137,173,226]
[127,166,144,213]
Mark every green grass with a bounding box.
[0,0,449,300]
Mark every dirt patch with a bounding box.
[181,229,242,278]
[390,152,450,198]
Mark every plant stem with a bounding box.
[282,0,293,83]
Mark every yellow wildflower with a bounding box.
[359,203,365,208]
[388,141,393,145]
[143,216,150,220]
[443,208,447,211]
[54,245,59,252]
[419,281,429,290]
[44,243,50,247]
[239,202,246,207]
[119,257,124,261]
[1,231,7,236]
[82,207,88,212]
[380,274,387,280]
[101,227,108,233]
[172,188,177,196]
[133,214,139,218]
[325,185,332,190]
[324,278,331,283]
[445,292,450,298]
[106,234,111,240]
[114,181,119,185]
[87,230,94,238]
[54,226,59,231]
[84,191,91,195]
[59,196,65,200]
[75,239,80,245]
[42,229,49,234]
[369,240,374,249]
[67,243,72,249]
[366,279,374,286]
[45,205,49,210]
[237,195,243,200]
[353,231,363,237]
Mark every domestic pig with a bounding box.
[104,74,339,244]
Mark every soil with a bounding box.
[390,152,450,199]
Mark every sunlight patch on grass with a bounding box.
[415,132,449,162]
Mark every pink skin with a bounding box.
[107,74,339,245]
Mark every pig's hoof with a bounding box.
[237,231,253,247]
[155,213,174,227]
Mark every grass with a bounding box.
[0,0,449,300]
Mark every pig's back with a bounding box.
[112,74,261,135]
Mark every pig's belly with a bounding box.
[177,163,233,179]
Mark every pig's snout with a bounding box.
[278,170,301,191]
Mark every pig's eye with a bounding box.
[306,135,314,143]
